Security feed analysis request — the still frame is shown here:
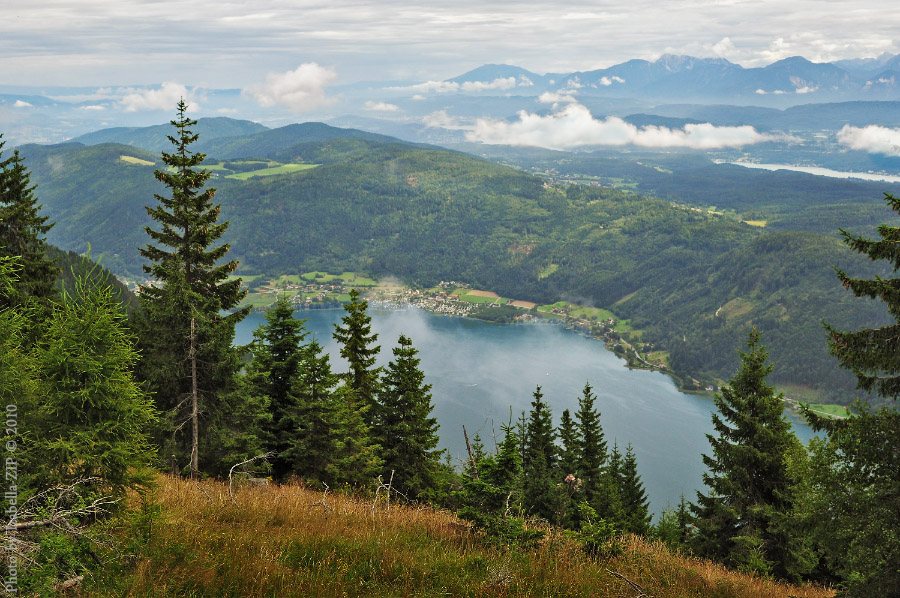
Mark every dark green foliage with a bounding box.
[0,136,58,307]
[655,495,692,551]
[375,334,442,499]
[522,386,557,521]
[575,382,607,506]
[805,408,900,597]
[829,193,900,398]
[27,277,156,492]
[333,288,381,424]
[807,192,900,596]
[135,101,249,476]
[692,330,805,580]
[557,409,579,478]
[574,502,624,560]
[457,422,543,546]
[618,444,651,535]
[246,296,307,479]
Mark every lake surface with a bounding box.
[731,161,900,184]
[235,306,814,515]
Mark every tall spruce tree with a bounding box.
[333,288,381,424]
[692,329,803,579]
[575,382,607,507]
[375,334,442,498]
[807,192,900,596]
[522,386,557,520]
[0,137,57,308]
[618,443,651,535]
[137,100,248,476]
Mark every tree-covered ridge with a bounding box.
[16,133,890,400]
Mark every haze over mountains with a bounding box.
[3,52,900,150]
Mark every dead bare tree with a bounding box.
[227,451,276,503]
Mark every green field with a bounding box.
[805,403,851,419]
[457,291,505,304]
[226,163,318,180]
[300,271,377,286]
[119,155,155,166]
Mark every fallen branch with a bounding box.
[228,451,276,503]
[309,483,332,515]
[606,568,650,597]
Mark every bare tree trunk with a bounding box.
[463,425,479,479]
[190,315,199,478]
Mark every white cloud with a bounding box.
[711,37,737,58]
[794,86,817,94]
[244,63,337,111]
[78,105,106,111]
[599,75,625,86]
[538,90,578,105]
[411,94,427,101]
[397,80,460,93]
[837,125,900,156]
[755,89,767,95]
[13,100,32,108]
[461,76,518,91]
[392,76,531,94]
[120,82,199,112]
[466,101,779,151]
[364,100,399,111]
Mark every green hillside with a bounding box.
[70,117,268,153]
[18,133,889,403]
[193,121,427,160]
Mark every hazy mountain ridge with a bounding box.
[450,53,900,103]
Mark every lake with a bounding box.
[235,305,815,515]
[731,161,900,184]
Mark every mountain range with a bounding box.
[2,52,900,147]
[446,54,900,103]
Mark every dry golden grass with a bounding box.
[87,475,834,598]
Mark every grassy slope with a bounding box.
[90,476,832,598]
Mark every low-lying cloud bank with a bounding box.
[466,101,781,150]
[244,63,337,112]
[391,76,533,94]
[837,125,900,156]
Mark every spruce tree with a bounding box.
[375,334,442,498]
[333,288,381,424]
[557,408,580,477]
[575,381,607,507]
[136,100,247,476]
[288,340,340,482]
[809,192,900,596]
[29,277,156,494]
[618,443,651,535]
[522,386,557,520]
[691,329,802,579]
[246,296,307,479]
[0,137,57,308]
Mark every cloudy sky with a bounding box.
[3,0,897,89]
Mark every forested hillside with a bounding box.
[17,127,890,401]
